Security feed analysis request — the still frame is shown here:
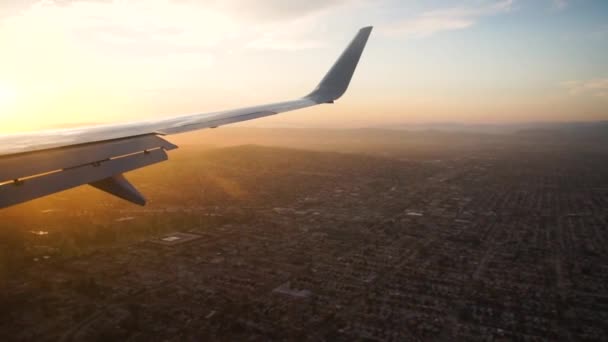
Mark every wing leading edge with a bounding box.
[0,26,373,209]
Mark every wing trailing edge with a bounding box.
[0,136,174,208]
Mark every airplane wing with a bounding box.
[0,26,373,209]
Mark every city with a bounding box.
[1,129,607,341]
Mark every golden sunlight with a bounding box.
[0,83,17,110]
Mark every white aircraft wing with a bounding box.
[0,26,373,208]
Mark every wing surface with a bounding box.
[0,26,373,209]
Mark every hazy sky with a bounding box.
[0,0,606,132]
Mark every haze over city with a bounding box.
[3,1,608,341]
[0,0,607,133]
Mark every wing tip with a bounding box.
[305,26,373,104]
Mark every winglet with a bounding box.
[305,26,373,104]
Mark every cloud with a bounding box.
[209,0,371,50]
[382,0,514,38]
[0,0,367,53]
[0,0,372,112]
[1,1,240,52]
[561,78,608,98]
[0,0,355,24]
[247,30,327,51]
[551,0,568,10]
[191,0,360,22]
[0,0,236,99]
[243,6,339,51]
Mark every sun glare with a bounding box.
[0,83,17,109]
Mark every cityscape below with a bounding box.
[1,127,607,341]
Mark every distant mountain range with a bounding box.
[374,121,608,135]
[21,120,608,144]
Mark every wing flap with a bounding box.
[0,135,176,183]
[0,148,167,208]
[90,174,147,206]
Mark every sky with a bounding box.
[0,0,606,132]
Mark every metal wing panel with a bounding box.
[307,26,373,103]
[0,148,167,209]
[0,98,316,156]
[0,135,176,183]
[155,98,316,135]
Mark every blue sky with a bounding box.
[0,0,606,131]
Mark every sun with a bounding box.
[0,83,18,109]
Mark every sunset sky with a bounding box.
[0,0,607,132]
